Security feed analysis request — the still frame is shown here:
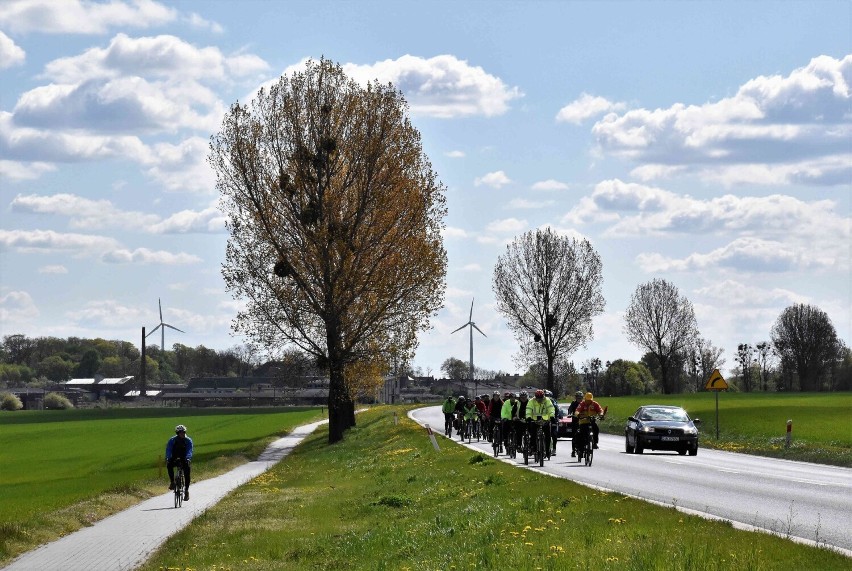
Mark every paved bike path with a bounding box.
[3,419,328,571]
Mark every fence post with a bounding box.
[425,424,441,451]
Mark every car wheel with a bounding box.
[678,448,687,455]
[625,436,634,454]
[688,445,698,456]
[635,440,644,454]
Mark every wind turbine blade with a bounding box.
[472,323,487,337]
[163,323,185,333]
[146,324,162,337]
[469,298,474,321]
[451,323,469,334]
[158,298,163,322]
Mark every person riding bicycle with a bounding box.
[166,424,193,501]
[566,390,584,457]
[500,392,521,450]
[574,392,604,450]
[525,390,555,455]
[441,396,456,435]
[474,395,488,416]
[487,390,503,439]
[462,398,478,436]
[545,389,561,455]
[515,391,530,448]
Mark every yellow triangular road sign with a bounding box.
[705,369,728,390]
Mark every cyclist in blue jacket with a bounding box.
[166,424,193,501]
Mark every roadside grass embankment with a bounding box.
[140,405,849,571]
[591,392,852,467]
[0,407,325,564]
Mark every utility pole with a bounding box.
[141,327,147,397]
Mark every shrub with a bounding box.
[1,392,23,411]
[43,392,74,410]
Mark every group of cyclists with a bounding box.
[441,389,605,461]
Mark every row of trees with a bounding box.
[0,334,261,386]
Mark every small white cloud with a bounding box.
[11,193,160,230]
[186,12,224,33]
[0,30,25,68]
[506,198,553,209]
[38,265,68,274]
[0,160,56,180]
[149,205,226,233]
[0,290,39,325]
[485,217,527,233]
[101,248,202,265]
[445,150,465,158]
[556,93,626,124]
[0,228,120,255]
[441,227,469,239]
[461,263,481,272]
[474,170,511,188]
[531,179,569,191]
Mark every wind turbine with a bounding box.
[451,298,487,392]
[146,298,185,353]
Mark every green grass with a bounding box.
[0,407,324,563]
[590,392,852,466]
[139,406,850,571]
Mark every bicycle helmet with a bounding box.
[534,389,545,398]
[519,391,528,398]
[504,391,512,398]
[458,395,466,401]
[574,390,584,398]
[585,392,593,401]
[493,391,500,396]
[544,390,553,397]
[175,424,186,433]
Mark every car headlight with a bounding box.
[683,426,698,435]
[640,426,655,433]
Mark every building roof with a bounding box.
[66,376,135,386]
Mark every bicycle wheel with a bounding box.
[174,467,183,508]
[585,440,593,467]
[537,431,545,467]
[522,431,530,464]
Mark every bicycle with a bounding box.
[522,425,531,464]
[576,415,601,466]
[173,461,185,508]
[532,417,550,467]
[492,420,502,457]
[444,414,453,438]
[504,420,517,459]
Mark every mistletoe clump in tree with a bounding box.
[210,59,447,443]
[492,228,605,395]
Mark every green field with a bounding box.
[587,392,852,466]
[0,407,324,562]
[139,405,850,571]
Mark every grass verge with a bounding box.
[140,405,849,571]
[0,407,325,564]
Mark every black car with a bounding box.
[624,405,700,456]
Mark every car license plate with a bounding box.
[662,436,679,441]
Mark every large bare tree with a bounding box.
[771,303,840,391]
[210,59,447,442]
[623,278,698,394]
[492,228,605,395]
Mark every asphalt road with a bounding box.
[410,406,852,556]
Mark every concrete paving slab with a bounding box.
[2,419,327,571]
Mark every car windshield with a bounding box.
[639,407,689,422]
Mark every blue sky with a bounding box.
[0,0,849,379]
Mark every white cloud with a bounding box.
[556,93,626,124]
[506,198,553,209]
[694,279,807,307]
[0,0,176,35]
[485,217,527,233]
[0,290,39,324]
[38,265,68,274]
[64,299,148,328]
[442,227,469,239]
[592,54,852,186]
[531,179,569,191]
[474,170,511,188]
[0,159,55,180]
[149,205,226,233]
[0,228,120,255]
[142,136,216,193]
[445,150,465,158]
[461,263,481,272]
[11,193,160,229]
[0,30,25,68]
[186,12,223,33]
[342,54,523,118]
[101,247,202,264]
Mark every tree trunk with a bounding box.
[327,363,347,443]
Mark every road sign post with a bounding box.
[424,424,441,451]
[704,369,728,439]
